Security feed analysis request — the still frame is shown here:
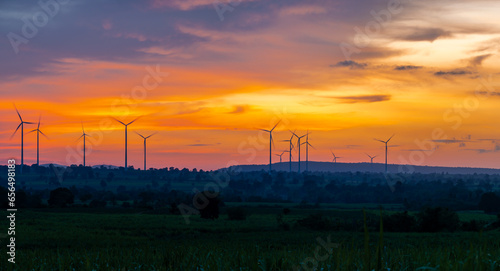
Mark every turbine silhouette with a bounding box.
[259,120,281,172]
[281,131,295,173]
[301,131,315,172]
[10,104,34,173]
[28,115,48,166]
[275,151,285,163]
[290,131,308,173]
[365,153,378,164]
[78,122,91,167]
[112,117,140,170]
[330,150,342,163]
[136,132,157,171]
[374,134,395,173]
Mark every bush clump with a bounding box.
[226,206,247,220]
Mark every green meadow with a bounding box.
[1,205,499,271]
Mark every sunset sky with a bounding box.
[1,0,500,170]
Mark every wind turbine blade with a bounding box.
[145,132,157,139]
[81,121,85,133]
[111,117,126,126]
[27,129,37,133]
[308,143,316,150]
[127,116,141,125]
[289,130,298,137]
[260,129,270,133]
[13,104,22,122]
[374,138,385,143]
[270,119,281,132]
[24,122,35,124]
[39,130,49,139]
[10,123,22,139]
[37,115,41,129]
[386,134,395,143]
[135,131,145,139]
[271,134,276,148]
[75,134,84,142]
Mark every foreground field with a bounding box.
[1,208,499,271]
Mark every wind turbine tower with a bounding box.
[275,151,285,163]
[301,132,315,172]
[365,153,378,164]
[11,105,34,173]
[113,117,140,170]
[330,150,342,163]
[136,132,156,171]
[78,122,91,167]
[291,131,308,173]
[259,120,281,172]
[281,132,295,173]
[374,134,394,174]
[28,115,48,166]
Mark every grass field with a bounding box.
[1,207,499,271]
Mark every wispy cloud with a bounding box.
[394,65,423,71]
[434,69,473,76]
[187,143,221,147]
[330,60,367,69]
[399,28,452,42]
[334,95,391,104]
[468,54,492,67]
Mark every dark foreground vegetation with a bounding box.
[1,165,500,270]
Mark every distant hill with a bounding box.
[92,164,119,169]
[39,163,66,168]
[225,161,500,175]
[38,164,119,169]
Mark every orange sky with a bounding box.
[1,0,500,170]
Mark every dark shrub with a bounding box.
[48,188,74,207]
[194,191,220,220]
[478,192,500,213]
[226,207,247,220]
[79,192,92,203]
[283,208,291,215]
[461,220,482,232]
[169,203,180,215]
[383,211,417,232]
[89,199,107,208]
[276,214,291,231]
[417,207,460,232]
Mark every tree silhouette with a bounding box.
[48,188,74,207]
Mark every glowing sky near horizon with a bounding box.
[1,0,500,170]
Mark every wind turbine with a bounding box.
[374,134,395,173]
[281,132,295,173]
[112,117,140,170]
[290,131,308,173]
[275,151,285,163]
[10,105,34,173]
[301,132,315,172]
[283,150,294,173]
[330,150,342,163]
[78,122,91,167]
[259,120,281,172]
[28,115,48,166]
[136,132,156,171]
[365,153,378,164]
